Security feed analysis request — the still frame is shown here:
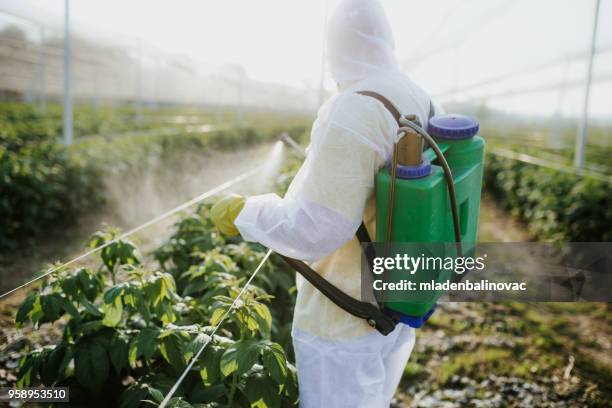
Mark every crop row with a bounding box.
[484,152,611,242]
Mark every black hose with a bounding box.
[391,120,463,258]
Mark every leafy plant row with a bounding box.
[0,128,100,250]
[15,202,299,407]
[484,152,612,241]
[0,102,308,251]
[0,102,185,142]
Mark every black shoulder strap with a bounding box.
[278,254,396,335]
[356,91,402,125]
[357,90,436,124]
[353,90,398,247]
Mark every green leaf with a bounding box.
[40,344,67,385]
[100,238,141,272]
[75,320,104,336]
[162,273,177,293]
[261,342,287,384]
[27,295,44,325]
[252,303,272,331]
[251,303,272,338]
[237,310,261,333]
[147,387,164,403]
[184,333,209,363]
[74,336,109,392]
[17,353,39,387]
[15,292,36,327]
[282,364,299,404]
[102,295,123,327]
[199,343,224,386]
[103,285,125,304]
[220,340,261,377]
[77,268,102,301]
[40,293,63,322]
[155,276,168,306]
[135,295,151,323]
[78,293,103,317]
[109,334,129,374]
[60,297,81,321]
[119,383,149,408]
[60,275,79,299]
[241,371,281,408]
[189,383,227,403]
[210,307,226,326]
[57,347,75,381]
[128,327,161,367]
[159,302,176,325]
[160,332,186,370]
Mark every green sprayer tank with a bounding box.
[375,114,484,327]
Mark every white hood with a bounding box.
[327,0,400,84]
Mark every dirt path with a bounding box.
[477,194,531,243]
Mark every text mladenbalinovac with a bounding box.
[373,279,527,292]
[370,253,527,292]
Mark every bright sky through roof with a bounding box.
[2,0,611,118]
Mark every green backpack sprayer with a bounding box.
[280,91,485,335]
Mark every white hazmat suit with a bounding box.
[235,0,438,406]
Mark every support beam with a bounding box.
[38,25,46,114]
[63,0,73,145]
[574,0,600,168]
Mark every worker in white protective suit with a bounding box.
[212,0,440,406]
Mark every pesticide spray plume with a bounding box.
[253,140,286,193]
[0,139,289,300]
[159,137,301,405]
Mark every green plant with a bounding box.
[0,112,101,249]
[484,153,612,241]
[15,210,299,407]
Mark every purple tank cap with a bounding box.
[389,159,431,179]
[428,114,479,140]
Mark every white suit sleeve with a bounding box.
[235,93,396,262]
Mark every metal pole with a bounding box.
[38,25,46,114]
[574,0,600,168]
[63,0,73,145]
[551,56,570,150]
[317,0,330,108]
[135,39,143,127]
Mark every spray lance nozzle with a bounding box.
[280,132,306,157]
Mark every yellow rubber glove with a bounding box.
[211,194,246,236]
